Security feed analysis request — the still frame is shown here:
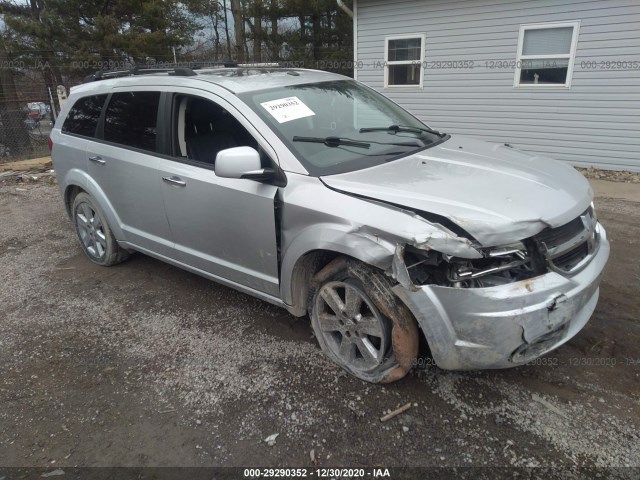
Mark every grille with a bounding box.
[536,207,591,248]
[553,242,589,272]
[533,206,596,274]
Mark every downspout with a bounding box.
[337,0,354,17]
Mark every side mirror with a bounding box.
[215,146,286,187]
[215,146,263,179]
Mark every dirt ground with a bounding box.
[0,183,638,474]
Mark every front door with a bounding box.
[158,92,280,296]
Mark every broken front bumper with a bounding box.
[392,225,610,370]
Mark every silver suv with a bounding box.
[51,67,609,383]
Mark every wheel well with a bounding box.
[288,250,342,317]
[288,250,430,356]
[289,250,396,317]
[64,185,84,217]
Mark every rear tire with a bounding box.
[309,257,419,383]
[72,192,129,266]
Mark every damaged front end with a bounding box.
[389,205,610,370]
[393,240,540,291]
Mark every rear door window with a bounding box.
[104,91,160,152]
[61,94,107,138]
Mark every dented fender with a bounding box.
[279,175,483,307]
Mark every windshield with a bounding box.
[239,80,448,175]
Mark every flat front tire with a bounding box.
[310,258,419,383]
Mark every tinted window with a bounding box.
[104,91,160,152]
[61,95,107,137]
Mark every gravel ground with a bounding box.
[0,183,639,474]
[576,168,640,184]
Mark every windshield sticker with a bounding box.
[260,96,315,123]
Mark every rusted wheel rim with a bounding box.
[315,281,390,373]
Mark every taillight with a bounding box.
[47,137,53,151]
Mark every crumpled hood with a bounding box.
[321,135,593,247]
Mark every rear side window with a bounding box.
[61,95,107,137]
[104,91,160,152]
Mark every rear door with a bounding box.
[157,90,281,296]
[87,89,174,257]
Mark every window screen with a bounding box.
[104,91,160,152]
[62,95,107,137]
[522,27,573,56]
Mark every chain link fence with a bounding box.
[0,88,56,164]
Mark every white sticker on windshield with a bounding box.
[260,96,315,123]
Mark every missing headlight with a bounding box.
[401,241,543,289]
[448,242,537,287]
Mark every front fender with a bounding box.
[280,223,397,306]
[278,175,483,308]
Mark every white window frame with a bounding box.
[384,33,426,89]
[514,21,580,88]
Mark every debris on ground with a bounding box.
[41,470,65,478]
[0,168,56,185]
[380,403,412,422]
[531,394,568,420]
[264,433,279,447]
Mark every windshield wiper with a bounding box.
[293,136,370,149]
[360,124,446,137]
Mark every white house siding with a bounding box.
[354,0,640,171]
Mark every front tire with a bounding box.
[309,258,419,383]
[72,192,129,266]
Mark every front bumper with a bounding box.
[393,224,610,370]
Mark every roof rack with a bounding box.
[81,60,290,83]
[83,66,199,83]
[235,62,282,68]
[81,62,238,83]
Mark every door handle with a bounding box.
[162,176,186,186]
[89,155,105,165]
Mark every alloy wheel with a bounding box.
[76,202,107,259]
[315,280,390,373]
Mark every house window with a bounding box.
[514,22,580,88]
[385,34,425,88]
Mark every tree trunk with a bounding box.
[311,13,321,61]
[270,0,278,60]
[298,15,305,39]
[223,0,232,59]
[253,15,262,62]
[212,14,221,61]
[230,0,244,62]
